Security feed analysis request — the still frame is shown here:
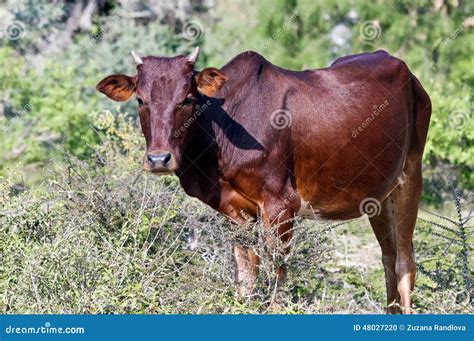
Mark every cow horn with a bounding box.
[187,47,200,64]
[131,50,143,65]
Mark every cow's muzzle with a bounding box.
[144,151,176,173]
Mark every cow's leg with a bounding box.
[260,197,297,287]
[217,184,261,298]
[369,195,400,314]
[262,218,293,285]
[369,155,422,314]
[233,246,260,298]
[390,157,422,314]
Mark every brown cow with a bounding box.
[96,48,431,313]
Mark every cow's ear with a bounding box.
[96,74,136,101]
[195,68,228,97]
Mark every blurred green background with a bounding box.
[0,0,472,202]
[0,0,472,314]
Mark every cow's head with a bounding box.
[96,48,227,173]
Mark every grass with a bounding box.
[0,112,472,314]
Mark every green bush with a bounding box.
[1,0,472,192]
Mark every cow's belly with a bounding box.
[295,174,402,221]
[293,130,408,220]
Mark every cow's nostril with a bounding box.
[162,152,172,166]
[147,154,156,166]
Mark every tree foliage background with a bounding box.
[1,0,472,195]
[0,0,472,314]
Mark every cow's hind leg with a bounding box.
[390,157,422,314]
[371,157,422,313]
[369,196,400,313]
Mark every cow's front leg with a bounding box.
[233,246,260,298]
[232,200,294,300]
[260,194,298,288]
[217,184,260,298]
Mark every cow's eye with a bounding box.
[137,98,144,107]
[181,96,194,107]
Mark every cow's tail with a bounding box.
[408,73,431,156]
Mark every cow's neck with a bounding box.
[175,96,226,210]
